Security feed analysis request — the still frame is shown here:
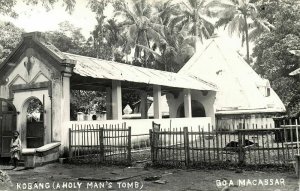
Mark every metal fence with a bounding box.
[69,122,131,165]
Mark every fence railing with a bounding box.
[69,122,131,165]
[67,118,300,168]
[149,125,299,167]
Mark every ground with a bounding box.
[0,162,299,191]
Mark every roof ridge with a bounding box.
[179,39,215,73]
[63,52,177,74]
[64,52,217,88]
[189,75,218,89]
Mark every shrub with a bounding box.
[0,170,13,190]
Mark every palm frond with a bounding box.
[169,15,187,31]
[133,0,143,16]
[215,17,231,28]
[206,0,236,10]
[143,4,152,17]
[251,18,274,32]
[248,27,261,41]
[136,44,163,62]
[198,16,214,34]
[126,24,138,39]
[118,20,134,28]
[227,14,244,36]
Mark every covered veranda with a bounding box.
[65,52,216,121]
[59,52,217,147]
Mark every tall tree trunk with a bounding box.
[194,10,198,50]
[93,38,98,58]
[111,45,115,61]
[134,31,141,58]
[144,31,151,68]
[244,15,250,64]
[144,50,147,68]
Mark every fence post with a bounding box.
[149,129,155,163]
[238,130,245,165]
[127,126,132,164]
[69,128,72,158]
[99,128,104,162]
[184,127,190,167]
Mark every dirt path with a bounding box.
[0,163,299,191]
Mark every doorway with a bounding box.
[177,100,206,118]
[0,99,17,157]
[25,98,44,148]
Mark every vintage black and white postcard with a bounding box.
[0,0,299,190]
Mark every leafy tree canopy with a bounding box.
[253,0,300,116]
[0,21,23,63]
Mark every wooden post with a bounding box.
[127,126,132,165]
[296,120,299,155]
[69,128,72,158]
[208,124,211,164]
[184,127,190,167]
[238,130,245,165]
[99,128,104,162]
[149,129,154,163]
[295,155,300,178]
[216,127,219,161]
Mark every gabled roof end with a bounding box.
[22,31,45,40]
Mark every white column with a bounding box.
[112,80,122,120]
[105,87,112,120]
[62,73,71,122]
[140,91,148,119]
[153,85,162,119]
[61,72,71,148]
[184,89,192,118]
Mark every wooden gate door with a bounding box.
[0,99,17,157]
[26,120,44,148]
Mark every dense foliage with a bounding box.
[0,22,23,63]
[253,0,300,116]
[210,0,274,64]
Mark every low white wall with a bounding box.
[216,114,276,130]
[62,117,212,148]
[68,117,211,134]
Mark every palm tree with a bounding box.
[169,0,215,48]
[137,30,195,72]
[130,0,196,72]
[114,0,162,67]
[208,0,274,64]
[103,19,125,61]
[153,0,181,27]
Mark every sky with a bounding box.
[1,0,247,55]
[2,0,101,38]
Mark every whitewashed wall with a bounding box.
[63,117,212,148]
